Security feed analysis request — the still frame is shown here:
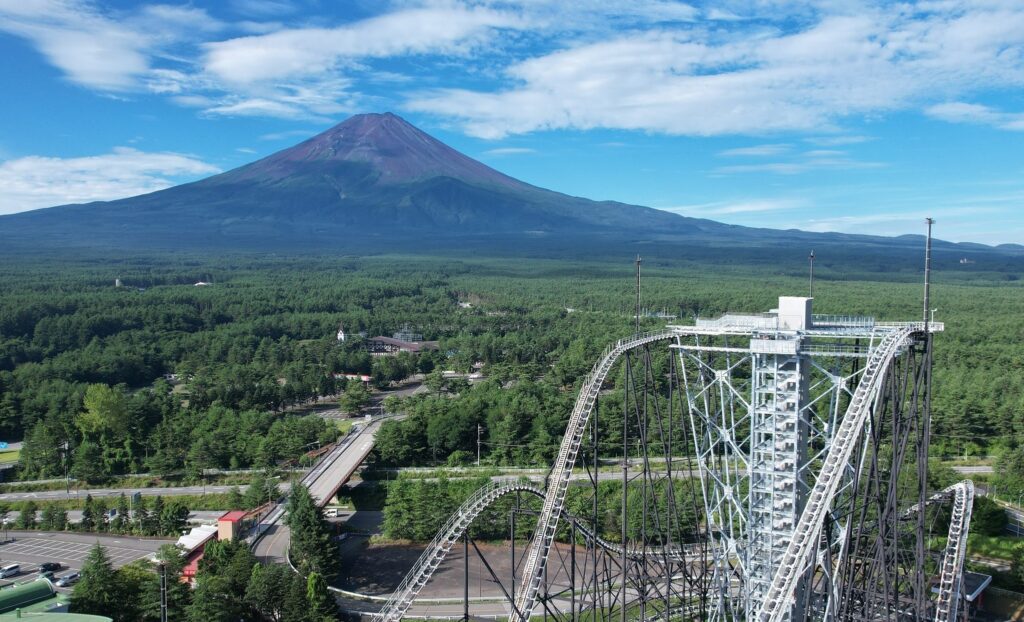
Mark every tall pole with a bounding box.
[159,562,168,622]
[923,218,934,330]
[635,255,642,333]
[476,424,482,467]
[809,249,815,298]
[464,533,470,622]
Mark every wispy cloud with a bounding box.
[715,154,883,175]
[259,129,319,141]
[482,147,535,155]
[926,102,1024,131]
[661,198,806,216]
[0,147,220,215]
[410,6,1024,138]
[804,135,872,146]
[718,144,791,157]
[0,1,221,91]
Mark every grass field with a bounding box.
[0,450,20,464]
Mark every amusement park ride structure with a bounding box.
[375,228,973,622]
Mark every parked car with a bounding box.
[0,564,20,578]
[38,562,61,573]
[55,572,80,587]
[37,571,55,582]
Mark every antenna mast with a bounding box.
[635,255,642,333]
[923,218,934,330]
[809,249,815,298]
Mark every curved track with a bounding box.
[377,324,968,622]
[514,330,681,620]
[934,480,974,622]
[374,475,701,622]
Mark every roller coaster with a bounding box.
[375,295,973,622]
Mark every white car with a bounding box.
[0,564,20,578]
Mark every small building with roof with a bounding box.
[0,580,112,619]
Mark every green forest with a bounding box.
[1,251,1022,493]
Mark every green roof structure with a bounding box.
[0,582,56,614]
[0,614,112,620]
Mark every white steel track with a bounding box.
[933,480,974,622]
[373,481,543,622]
[756,327,916,622]
[372,477,698,622]
[513,330,680,621]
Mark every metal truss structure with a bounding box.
[374,296,975,622]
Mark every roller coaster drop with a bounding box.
[375,296,970,622]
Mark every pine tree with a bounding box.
[112,493,129,533]
[17,501,37,529]
[151,496,165,534]
[80,494,95,531]
[41,504,58,530]
[306,572,338,621]
[283,573,313,622]
[285,483,340,578]
[70,544,124,620]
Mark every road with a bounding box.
[2,510,225,525]
[952,465,994,474]
[253,416,391,565]
[0,484,256,503]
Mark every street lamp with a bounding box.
[930,308,938,324]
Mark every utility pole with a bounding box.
[635,254,642,333]
[476,424,482,467]
[924,218,934,331]
[809,249,815,298]
[159,561,168,622]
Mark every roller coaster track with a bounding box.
[514,330,681,621]
[933,480,974,622]
[372,478,699,622]
[756,326,919,622]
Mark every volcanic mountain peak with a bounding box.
[251,112,524,189]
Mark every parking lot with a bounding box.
[0,532,171,587]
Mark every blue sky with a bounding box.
[1,1,1023,244]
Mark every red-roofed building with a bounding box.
[218,510,248,541]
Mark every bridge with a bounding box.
[252,417,386,564]
[373,296,974,622]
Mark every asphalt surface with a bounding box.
[0,485,247,503]
[253,419,387,565]
[0,531,171,591]
[3,510,226,525]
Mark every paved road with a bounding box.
[0,484,248,503]
[253,417,390,565]
[952,465,994,474]
[3,510,226,525]
[0,531,172,592]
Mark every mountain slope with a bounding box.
[0,112,1018,259]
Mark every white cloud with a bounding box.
[0,147,220,215]
[408,4,1024,137]
[259,129,319,141]
[714,157,883,175]
[0,1,221,91]
[719,144,791,157]
[201,6,526,86]
[804,135,873,146]
[662,198,806,216]
[482,147,536,155]
[925,102,1024,131]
